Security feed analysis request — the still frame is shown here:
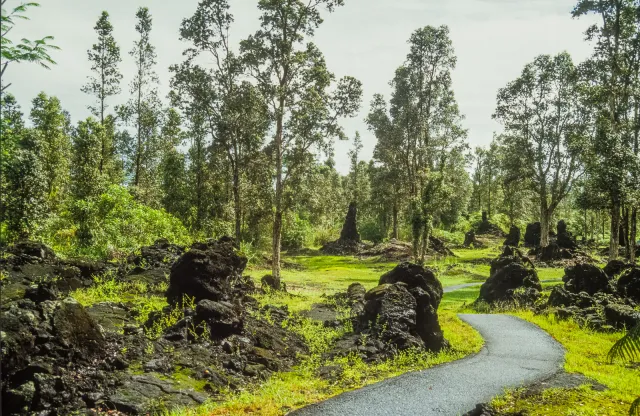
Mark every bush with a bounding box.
[359,218,386,244]
[40,185,191,258]
[281,213,312,251]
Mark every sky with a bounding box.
[4,0,599,174]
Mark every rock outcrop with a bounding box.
[477,247,541,305]
[329,263,448,362]
[503,226,521,247]
[321,202,364,254]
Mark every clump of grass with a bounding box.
[71,270,168,325]
[491,385,629,416]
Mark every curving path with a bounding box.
[290,309,565,415]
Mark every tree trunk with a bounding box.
[271,99,285,287]
[419,214,432,265]
[622,206,630,257]
[392,201,399,240]
[233,167,241,246]
[540,198,551,248]
[610,202,620,261]
[631,208,637,263]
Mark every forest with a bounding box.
[1,0,639,416]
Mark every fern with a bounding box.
[608,323,640,363]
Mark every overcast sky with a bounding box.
[4,0,598,174]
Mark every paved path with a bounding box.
[289,314,564,416]
[443,278,562,293]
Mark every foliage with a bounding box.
[0,0,60,93]
[41,185,191,258]
[82,11,122,124]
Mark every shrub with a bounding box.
[359,218,386,244]
[40,185,191,258]
[282,213,312,251]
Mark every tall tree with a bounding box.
[241,0,363,285]
[0,0,59,93]
[573,0,640,260]
[348,132,363,205]
[29,93,72,211]
[123,7,162,204]
[82,11,122,126]
[173,0,270,245]
[82,11,122,176]
[494,53,585,248]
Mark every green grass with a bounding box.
[490,311,636,416]
[71,271,169,327]
[165,250,487,416]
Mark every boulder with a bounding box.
[195,299,243,339]
[375,262,447,351]
[463,230,476,248]
[126,238,185,269]
[8,241,56,261]
[339,201,361,243]
[563,264,613,296]
[166,237,248,305]
[524,222,541,247]
[603,260,633,279]
[604,304,640,330]
[616,267,640,303]
[556,220,577,250]
[503,226,521,247]
[362,283,424,351]
[478,247,541,305]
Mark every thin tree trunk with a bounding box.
[610,201,621,261]
[271,98,285,287]
[233,167,241,247]
[540,198,551,248]
[392,201,399,240]
[622,206,630,257]
[631,208,637,263]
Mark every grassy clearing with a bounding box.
[168,251,486,416]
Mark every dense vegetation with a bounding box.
[1,0,639,269]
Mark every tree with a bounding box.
[122,7,162,205]
[573,0,640,260]
[82,11,122,177]
[366,93,407,239]
[72,118,107,201]
[172,0,270,246]
[494,53,585,248]
[82,11,122,125]
[29,92,72,212]
[241,0,363,286]
[347,132,363,205]
[0,0,60,93]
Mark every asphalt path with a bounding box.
[289,310,565,415]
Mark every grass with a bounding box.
[164,249,488,416]
[71,239,633,416]
[490,310,638,416]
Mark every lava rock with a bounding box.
[617,267,640,303]
[503,226,521,247]
[166,237,248,304]
[524,222,542,247]
[604,304,640,330]
[563,264,613,296]
[603,260,633,279]
[478,247,541,305]
[556,220,578,250]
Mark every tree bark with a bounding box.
[233,167,241,246]
[631,207,637,263]
[392,201,399,240]
[610,202,620,261]
[271,98,285,287]
[540,198,551,248]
